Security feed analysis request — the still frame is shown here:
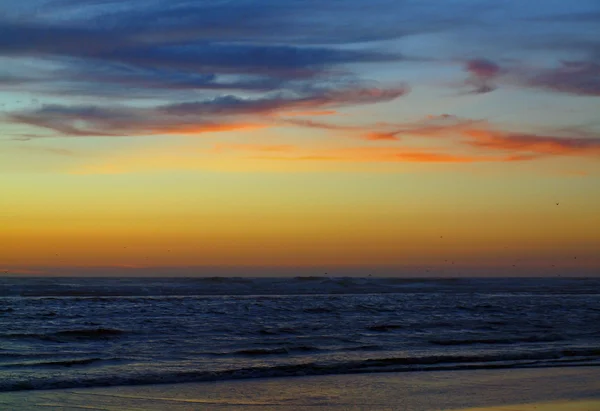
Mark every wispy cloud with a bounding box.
[246,146,527,164]
[5,85,409,137]
[464,59,502,94]
[518,61,600,97]
[462,58,600,96]
[276,114,600,159]
[464,128,600,155]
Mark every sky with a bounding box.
[1,0,599,276]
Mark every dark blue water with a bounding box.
[1,277,599,391]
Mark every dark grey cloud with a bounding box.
[0,6,406,101]
[0,18,402,75]
[41,0,477,45]
[0,20,130,56]
[43,64,291,98]
[95,44,402,79]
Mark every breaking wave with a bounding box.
[2,348,599,392]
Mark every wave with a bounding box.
[2,358,106,368]
[429,334,564,346]
[302,307,334,314]
[233,346,320,356]
[0,328,126,342]
[347,345,382,351]
[2,347,599,392]
[367,324,403,332]
[53,328,125,338]
[258,327,300,335]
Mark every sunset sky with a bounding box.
[1,0,599,276]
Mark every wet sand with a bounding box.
[453,400,600,411]
[0,366,598,410]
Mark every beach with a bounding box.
[1,366,598,410]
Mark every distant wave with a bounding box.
[2,348,599,392]
[4,277,599,297]
[293,276,325,281]
[212,343,382,356]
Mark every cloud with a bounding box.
[163,86,409,117]
[247,146,527,164]
[360,114,481,140]
[0,73,37,87]
[57,115,600,175]
[283,119,367,132]
[464,58,502,94]
[464,128,600,155]
[518,61,600,96]
[0,20,128,56]
[8,106,267,137]
[89,44,402,83]
[212,144,294,153]
[48,65,289,97]
[43,0,475,45]
[0,26,403,95]
[2,0,599,173]
[275,114,600,159]
[5,85,409,137]
[0,4,410,104]
[0,0,491,102]
[386,116,600,157]
[462,58,600,96]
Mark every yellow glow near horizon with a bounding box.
[2,159,599,272]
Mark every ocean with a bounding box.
[1,277,599,392]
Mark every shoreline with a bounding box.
[1,362,599,393]
[1,366,598,410]
[452,401,600,411]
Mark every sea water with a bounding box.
[1,277,599,391]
